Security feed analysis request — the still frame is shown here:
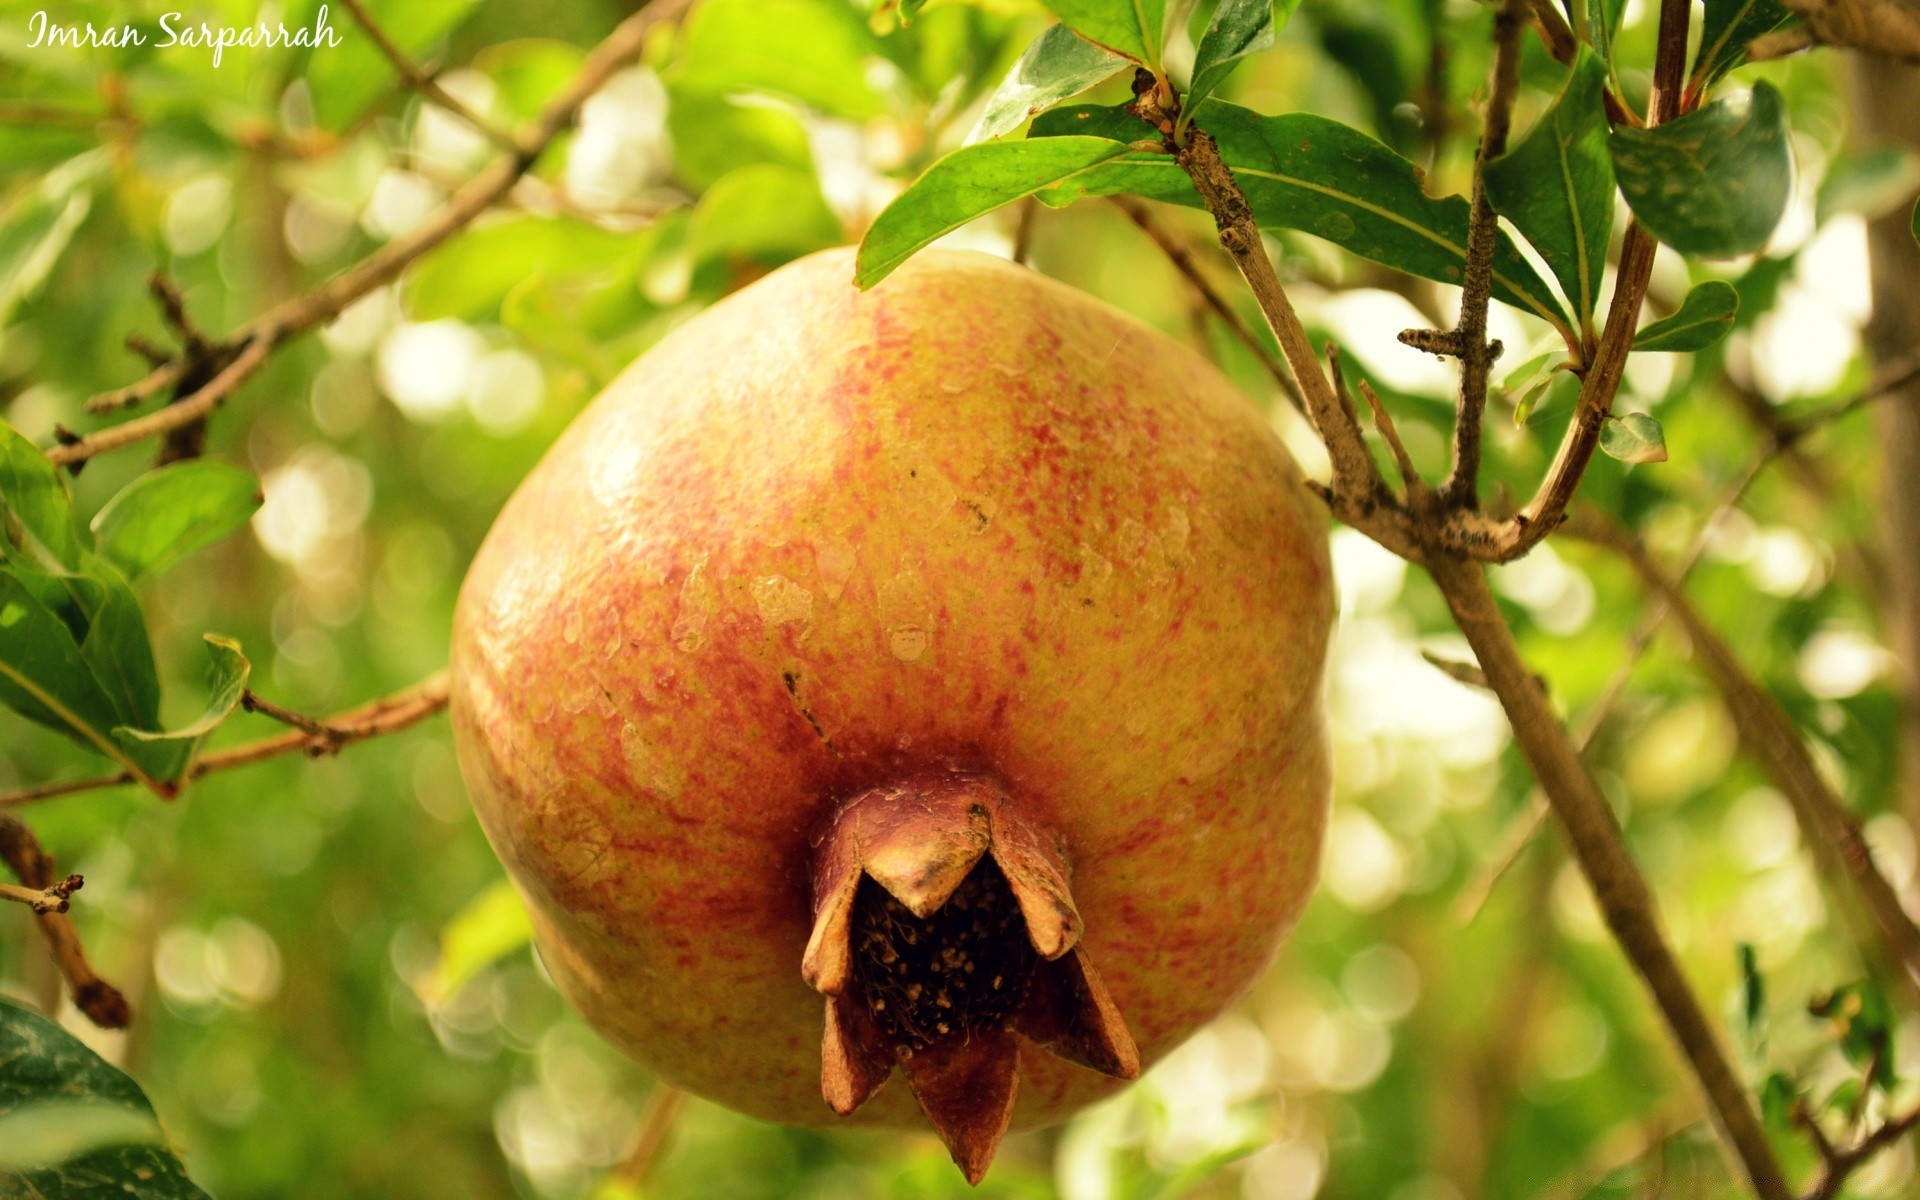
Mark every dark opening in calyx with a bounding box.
[801,773,1140,1185]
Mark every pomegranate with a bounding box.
[449,247,1332,1181]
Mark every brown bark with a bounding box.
[1849,58,1920,830]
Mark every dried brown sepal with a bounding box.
[899,1027,1021,1186]
[804,773,1140,1184]
[1015,946,1141,1080]
[821,986,894,1115]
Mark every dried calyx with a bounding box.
[802,774,1140,1183]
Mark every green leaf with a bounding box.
[1186,0,1294,118]
[1691,0,1793,93]
[668,87,814,191]
[408,216,641,321]
[0,570,170,793]
[856,137,1135,288]
[1631,280,1739,351]
[471,38,585,126]
[688,165,843,269]
[0,154,97,329]
[1737,942,1765,1040]
[0,421,84,570]
[1484,51,1614,329]
[1759,1072,1798,1130]
[1587,0,1628,66]
[672,0,888,121]
[419,877,535,1008]
[1599,411,1668,464]
[305,0,486,129]
[0,999,210,1197]
[1609,82,1791,259]
[1817,146,1920,226]
[1030,101,1574,335]
[1041,0,1167,67]
[90,461,263,582]
[969,24,1128,144]
[110,636,249,790]
[77,563,161,732]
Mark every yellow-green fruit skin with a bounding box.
[450,247,1333,1130]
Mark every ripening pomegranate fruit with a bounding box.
[449,247,1332,1182]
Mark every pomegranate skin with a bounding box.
[449,247,1333,1131]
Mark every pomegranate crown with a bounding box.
[801,772,1140,1183]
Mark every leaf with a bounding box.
[1186,0,1294,118]
[306,0,486,128]
[1484,51,1614,329]
[0,570,138,776]
[1041,0,1167,67]
[1737,942,1765,1040]
[471,38,586,126]
[0,999,210,1197]
[1599,411,1668,463]
[418,877,535,1008]
[667,86,814,190]
[1759,1072,1798,1130]
[1029,101,1574,334]
[672,0,888,121]
[110,636,249,789]
[77,564,161,733]
[407,216,641,321]
[1631,280,1739,351]
[1691,0,1793,92]
[1816,146,1920,226]
[1587,0,1628,66]
[968,24,1128,144]
[1609,82,1791,259]
[687,164,843,269]
[0,154,97,329]
[856,137,1135,288]
[0,421,84,570]
[90,460,263,582]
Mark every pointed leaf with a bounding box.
[0,999,210,1197]
[1599,411,1668,463]
[969,24,1128,144]
[0,421,83,569]
[1691,0,1792,92]
[1041,0,1167,67]
[109,635,248,789]
[0,155,98,328]
[671,0,887,121]
[1609,82,1791,259]
[0,570,155,787]
[1485,52,1614,329]
[1632,280,1739,351]
[1588,0,1628,66]
[856,137,1135,288]
[418,877,534,1008]
[1186,0,1293,116]
[77,562,161,732]
[91,460,263,582]
[1030,101,1574,335]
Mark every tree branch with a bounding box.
[48,0,692,470]
[336,0,518,150]
[0,815,129,1028]
[1441,0,1527,507]
[0,671,450,810]
[1571,508,1920,989]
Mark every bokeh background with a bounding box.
[1,0,1915,1196]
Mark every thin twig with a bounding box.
[0,672,450,809]
[610,1084,687,1187]
[336,0,518,150]
[1111,196,1306,413]
[1571,509,1920,990]
[0,875,83,915]
[1440,0,1528,507]
[1799,1100,1920,1200]
[0,815,129,1028]
[51,0,692,469]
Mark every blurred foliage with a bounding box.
[0,0,1915,1197]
